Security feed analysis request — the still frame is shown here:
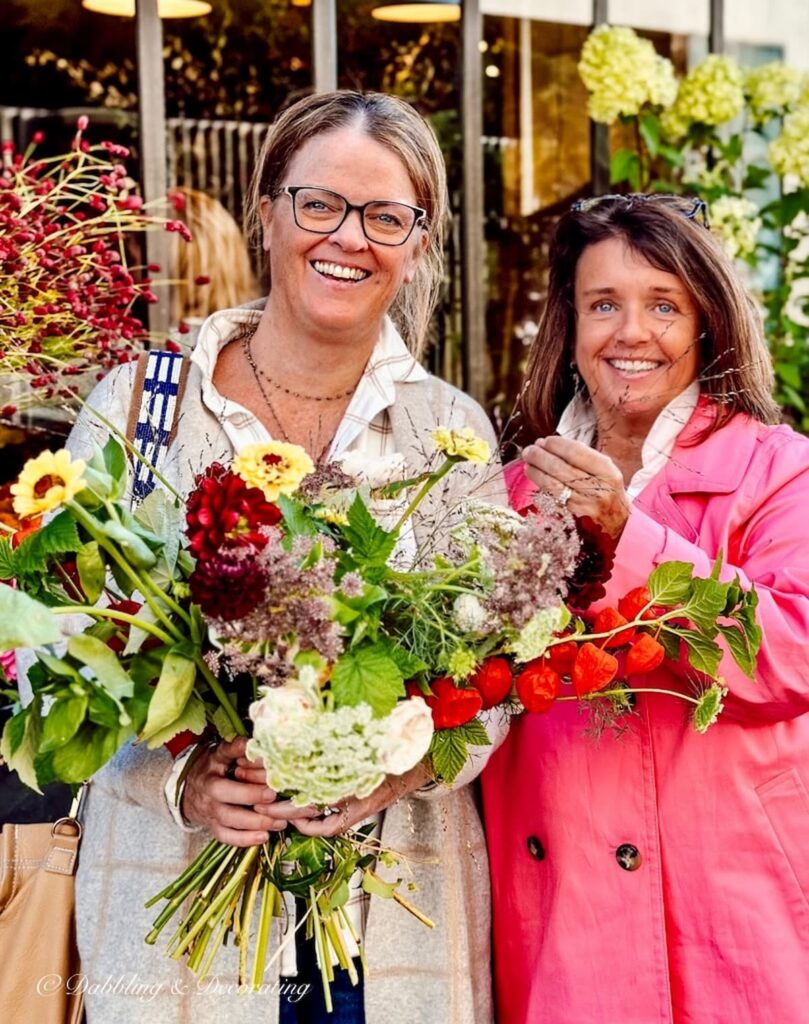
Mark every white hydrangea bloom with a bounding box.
[710,196,762,260]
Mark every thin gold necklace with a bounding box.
[241,327,340,465]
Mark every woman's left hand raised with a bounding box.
[522,436,631,538]
[254,762,432,838]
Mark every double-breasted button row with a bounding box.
[526,837,642,870]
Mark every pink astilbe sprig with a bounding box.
[0,118,186,417]
[204,531,345,684]
[485,493,580,630]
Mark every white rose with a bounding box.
[375,697,434,776]
[336,451,408,488]
[248,683,319,740]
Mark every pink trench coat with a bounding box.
[482,401,809,1024]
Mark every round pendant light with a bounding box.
[371,1,461,23]
[82,0,212,18]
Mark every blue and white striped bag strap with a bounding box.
[125,349,190,502]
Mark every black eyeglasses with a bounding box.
[272,185,427,246]
[571,193,710,229]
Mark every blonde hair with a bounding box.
[170,187,260,324]
[245,90,448,358]
[520,197,780,442]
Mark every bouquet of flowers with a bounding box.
[0,425,760,1008]
[0,117,187,418]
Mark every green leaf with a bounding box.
[139,647,197,742]
[609,148,640,186]
[134,488,180,577]
[429,729,468,785]
[40,695,88,752]
[67,633,134,702]
[87,689,122,729]
[76,541,106,604]
[51,723,117,784]
[453,718,491,748]
[13,511,81,574]
[102,436,127,495]
[361,871,399,899]
[330,643,404,717]
[776,360,802,390]
[384,643,428,680]
[144,693,206,750]
[1,702,42,792]
[647,561,695,606]
[36,651,84,686]
[680,577,729,635]
[100,520,157,569]
[0,586,62,648]
[743,164,771,190]
[717,623,757,678]
[340,495,397,566]
[285,834,328,872]
[277,494,318,537]
[673,628,723,677]
[0,537,15,580]
[639,112,660,158]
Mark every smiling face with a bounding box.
[573,236,702,436]
[259,125,426,342]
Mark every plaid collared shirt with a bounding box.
[185,308,428,974]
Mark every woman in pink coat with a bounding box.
[482,194,809,1023]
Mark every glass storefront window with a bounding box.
[481,12,591,420]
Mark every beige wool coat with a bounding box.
[65,356,507,1024]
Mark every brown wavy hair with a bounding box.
[518,196,780,444]
[245,90,448,358]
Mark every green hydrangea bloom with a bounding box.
[770,104,809,186]
[710,196,762,260]
[579,25,676,125]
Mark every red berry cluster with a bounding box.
[0,120,184,416]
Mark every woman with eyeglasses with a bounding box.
[482,194,809,1022]
[66,91,504,1024]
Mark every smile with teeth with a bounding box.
[607,358,663,374]
[312,260,370,282]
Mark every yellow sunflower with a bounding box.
[233,441,315,501]
[431,426,491,465]
[10,448,87,519]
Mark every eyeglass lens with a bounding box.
[291,187,419,244]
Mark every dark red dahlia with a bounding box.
[185,463,281,560]
[190,547,268,621]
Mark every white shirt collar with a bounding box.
[556,382,701,498]
[188,307,427,457]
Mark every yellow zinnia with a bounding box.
[233,441,315,501]
[431,426,491,464]
[10,448,86,519]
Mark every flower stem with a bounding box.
[193,654,246,738]
[393,458,455,534]
[53,604,174,646]
[556,687,700,706]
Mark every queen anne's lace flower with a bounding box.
[578,25,676,124]
[510,605,567,663]
[769,104,809,186]
[709,196,762,260]
[246,680,433,805]
[670,54,744,129]
[745,62,807,123]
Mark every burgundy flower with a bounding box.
[190,547,268,621]
[566,516,618,610]
[185,463,282,560]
